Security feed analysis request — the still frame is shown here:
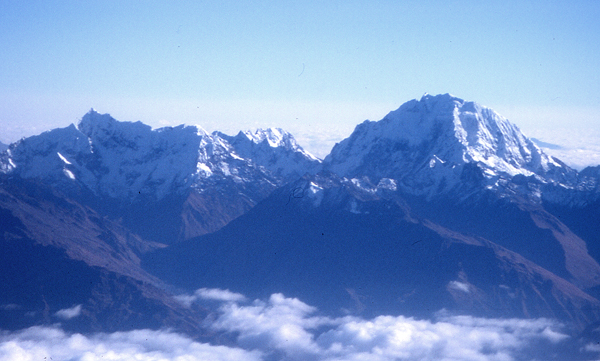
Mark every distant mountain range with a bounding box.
[2,94,600,351]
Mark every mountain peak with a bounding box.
[325,94,574,199]
[78,108,109,130]
[237,128,318,158]
[77,109,151,138]
[2,110,322,202]
[244,128,290,147]
[216,128,321,181]
[419,92,462,105]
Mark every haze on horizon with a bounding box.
[1,1,599,167]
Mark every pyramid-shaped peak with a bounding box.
[335,93,531,160]
[325,94,571,197]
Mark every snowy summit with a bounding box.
[0,109,320,200]
[324,93,576,199]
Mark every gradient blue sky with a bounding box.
[1,0,599,162]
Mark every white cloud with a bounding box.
[175,288,247,307]
[210,293,336,358]
[195,288,247,302]
[0,292,576,361]
[0,326,262,361]
[316,314,566,361]
[517,124,600,170]
[54,304,82,320]
[207,292,570,361]
[448,281,471,293]
[584,342,600,353]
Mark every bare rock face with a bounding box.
[142,173,600,330]
[0,176,204,335]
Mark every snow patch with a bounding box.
[350,178,375,193]
[230,152,244,160]
[429,155,445,168]
[63,168,76,180]
[197,162,213,176]
[377,178,397,191]
[57,152,71,165]
[307,182,324,207]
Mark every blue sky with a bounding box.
[1,0,599,162]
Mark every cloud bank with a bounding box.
[0,326,261,361]
[521,125,600,170]
[0,289,583,361]
[205,293,570,361]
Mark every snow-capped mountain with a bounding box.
[0,141,7,152]
[0,109,320,243]
[324,93,578,201]
[1,109,318,200]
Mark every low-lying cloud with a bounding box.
[0,289,584,361]
[0,325,261,361]
[521,125,600,170]
[205,292,570,361]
